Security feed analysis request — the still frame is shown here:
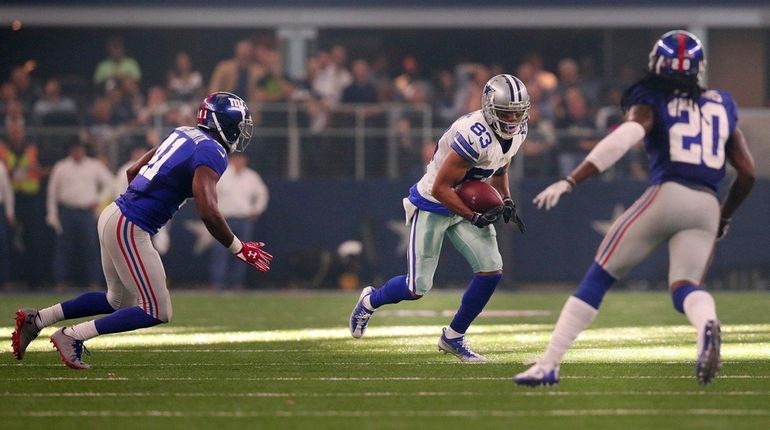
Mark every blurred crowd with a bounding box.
[0,34,650,288]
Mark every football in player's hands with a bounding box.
[455,180,503,213]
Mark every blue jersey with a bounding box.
[624,83,738,192]
[116,126,228,234]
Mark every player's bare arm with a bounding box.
[431,151,476,220]
[192,165,235,247]
[533,104,652,210]
[193,165,272,272]
[125,147,158,184]
[718,127,756,238]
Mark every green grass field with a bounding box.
[1,290,769,430]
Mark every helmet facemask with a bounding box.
[211,111,254,153]
[483,98,530,140]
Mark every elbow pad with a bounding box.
[585,121,646,172]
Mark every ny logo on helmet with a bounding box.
[228,98,247,116]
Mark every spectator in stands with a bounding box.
[313,45,352,106]
[83,97,119,155]
[521,83,557,177]
[47,140,113,288]
[3,99,26,128]
[253,44,293,103]
[341,59,379,104]
[525,53,558,94]
[555,87,598,176]
[0,122,49,288]
[579,56,602,105]
[0,82,18,119]
[209,39,262,101]
[0,160,13,286]
[108,77,142,124]
[460,64,489,113]
[552,58,583,119]
[136,86,170,127]
[32,78,77,124]
[433,69,463,127]
[209,152,269,289]
[167,51,203,103]
[93,36,142,91]
[10,66,41,113]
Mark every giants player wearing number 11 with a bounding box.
[515,30,755,386]
[11,92,273,369]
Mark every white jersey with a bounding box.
[409,110,526,216]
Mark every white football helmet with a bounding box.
[481,74,530,139]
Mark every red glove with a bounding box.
[233,241,273,272]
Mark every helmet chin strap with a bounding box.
[211,111,235,153]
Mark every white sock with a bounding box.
[36,304,65,330]
[682,290,717,353]
[444,326,464,339]
[64,321,99,341]
[540,296,599,368]
[362,295,374,312]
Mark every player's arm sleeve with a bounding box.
[449,131,481,164]
[585,121,646,172]
[192,142,228,178]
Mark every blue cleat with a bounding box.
[437,327,487,363]
[514,362,560,387]
[696,319,721,384]
[349,286,375,339]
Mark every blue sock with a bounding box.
[573,263,616,309]
[449,273,502,334]
[370,275,415,308]
[94,306,162,335]
[61,292,116,319]
[671,283,700,313]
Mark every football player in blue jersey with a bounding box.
[11,92,272,369]
[514,30,755,386]
[349,74,529,362]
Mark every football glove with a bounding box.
[533,179,573,210]
[234,241,273,272]
[470,206,503,229]
[502,197,525,233]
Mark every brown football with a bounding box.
[455,180,503,213]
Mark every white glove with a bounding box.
[46,213,63,235]
[533,179,573,210]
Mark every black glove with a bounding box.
[502,197,526,233]
[470,206,503,228]
[717,217,731,240]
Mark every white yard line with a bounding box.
[2,409,768,418]
[3,375,769,381]
[2,391,769,398]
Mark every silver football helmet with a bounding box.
[481,74,530,139]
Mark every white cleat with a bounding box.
[514,361,560,386]
[349,286,375,339]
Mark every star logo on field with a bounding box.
[591,204,626,236]
[386,220,410,256]
[184,220,215,255]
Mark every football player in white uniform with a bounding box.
[349,74,528,362]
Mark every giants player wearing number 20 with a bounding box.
[349,74,528,362]
[11,92,272,369]
[515,31,755,386]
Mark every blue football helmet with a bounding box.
[197,92,253,153]
[648,30,705,83]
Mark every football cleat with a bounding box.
[11,308,42,360]
[438,328,487,363]
[349,286,375,339]
[696,319,721,384]
[50,328,90,370]
[514,361,560,387]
